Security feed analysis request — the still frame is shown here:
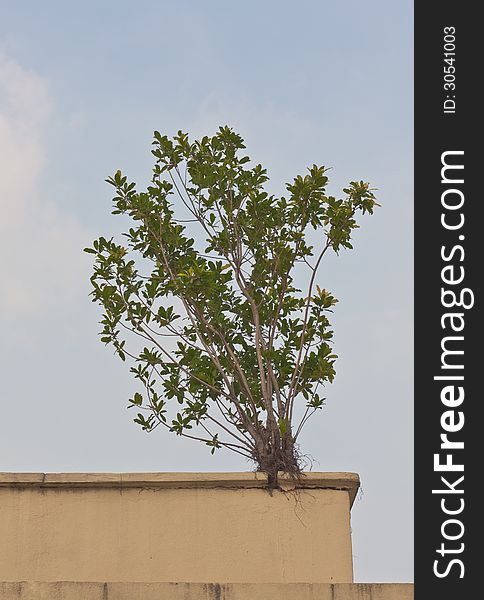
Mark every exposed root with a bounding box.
[251,433,304,489]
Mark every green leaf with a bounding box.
[278,418,288,437]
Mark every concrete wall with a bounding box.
[0,582,414,600]
[0,472,359,584]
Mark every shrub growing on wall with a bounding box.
[85,126,377,486]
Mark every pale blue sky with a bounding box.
[0,1,413,582]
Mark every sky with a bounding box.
[0,0,413,583]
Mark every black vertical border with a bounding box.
[415,4,480,598]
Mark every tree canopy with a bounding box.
[85,126,377,485]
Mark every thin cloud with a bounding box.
[0,54,89,318]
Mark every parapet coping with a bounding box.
[0,471,360,506]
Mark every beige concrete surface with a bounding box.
[0,472,358,584]
[0,582,414,600]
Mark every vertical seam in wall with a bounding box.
[103,582,108,600]
[348,493,354,582]
[331,583,335,600]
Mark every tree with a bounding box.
[85,126,377,487]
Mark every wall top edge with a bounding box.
[0,471,360,504]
